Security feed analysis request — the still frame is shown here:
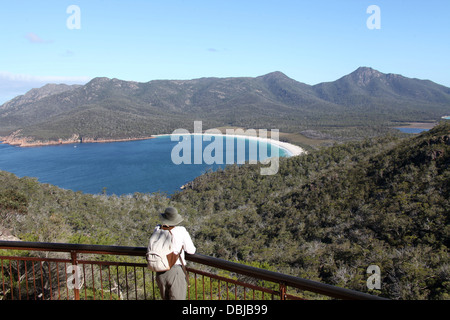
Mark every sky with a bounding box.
[1,0,450,104]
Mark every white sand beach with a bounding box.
[151,132,306,157]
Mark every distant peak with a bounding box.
[353,67,382,75]
[258,71,292,82]
[347,67,384,86]
[84,77,113,91]
[263,71,289,78]
[86,77,111,85]
[267,71,286,76]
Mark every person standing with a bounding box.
[150,207,196,300]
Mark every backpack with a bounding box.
[146,225,180,272]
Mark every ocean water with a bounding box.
[396,127,430,134]
[0,135,288,195]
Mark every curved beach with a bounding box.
[152,132,306,157]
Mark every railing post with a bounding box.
[279,282,287,300]
[70,251,80,300]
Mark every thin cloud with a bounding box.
[60,50,75,57]
[25,32,53,44]
[0,71,90,84]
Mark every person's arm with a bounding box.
[182,228,196,255]
[172,227,196,255]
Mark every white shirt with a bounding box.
[155,225,196,265]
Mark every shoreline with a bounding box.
[0,135,155,147]
[152,133,306,157]
[0,132,305,157]
[393,122,437,130]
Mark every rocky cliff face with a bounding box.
[0,131,82,147]
[0,131,155,147]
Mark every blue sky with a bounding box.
[1,0,450,104]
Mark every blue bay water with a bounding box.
[0,135,288,195]
[396,127,430,134]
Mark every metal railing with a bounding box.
[0,240,386,300]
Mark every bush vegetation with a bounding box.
[1,122,449,299]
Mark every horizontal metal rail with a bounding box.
[0,240,386,300]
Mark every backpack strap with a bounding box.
[178,248,190,286]
[161,225,190,285]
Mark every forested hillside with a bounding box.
[1,122,449,299]
[1,68,449,144]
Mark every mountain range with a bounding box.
[1,67,449,145]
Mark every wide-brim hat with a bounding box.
[160,207,184,226]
